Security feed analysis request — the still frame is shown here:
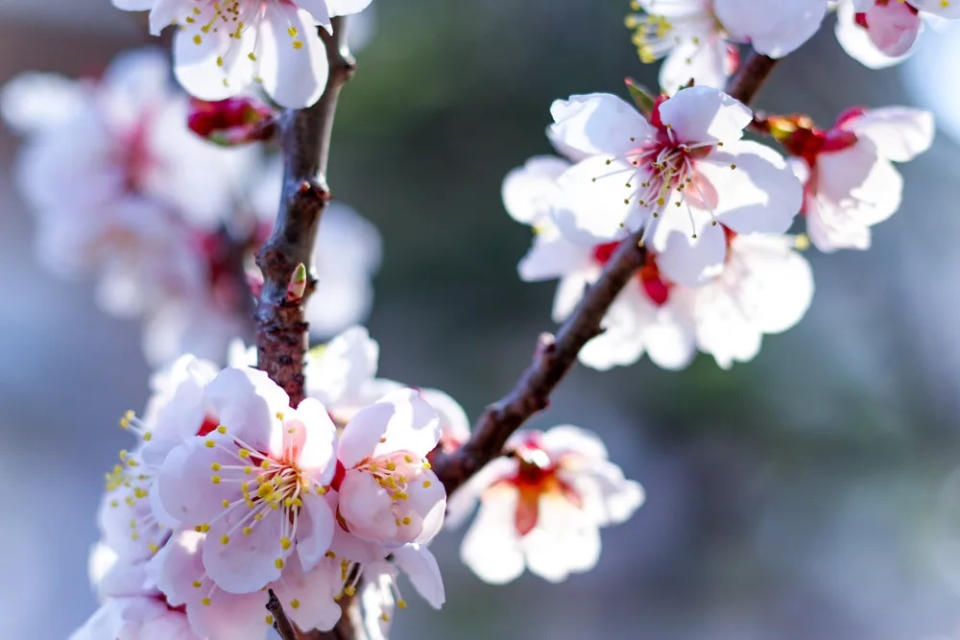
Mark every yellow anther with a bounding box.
[239,449,250,458]
[210,462,221,471]
[243,526,253,535]
[292,41,303,49]
[397,599,408,610]
[192,580,202,588]
[280,537,291,550]
[148,542,159,553]
[193,34,203,45]
[404,455,413,463]
[222,499,231,508]
[261,460,270,469]
[211,475,221,485]
[142,432,152,441]
[402,516,412,525]
[202,597,211,606]
[386,462,396,471]
[324,550,336,558]
[205,439,215,448]
[422,480,432,488]
[422,461,432,470]
[290,599,300,609]
[287,26,298,37]
[216,425,227,434]
[265,615,274,625]
[275,558,284,569]
[216,56,224,67]
[220,535,230,545]
[344,585,356,597]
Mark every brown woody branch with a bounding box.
[255,16,357,407]
[434,50,779,495]
[255,16,360,640]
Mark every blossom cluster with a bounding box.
[77,329,449,640]
[76,327,645,639]
[1,50,381,366]
[627,0,960,94]
[504,84,932,370]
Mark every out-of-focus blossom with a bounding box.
[154,367,337,593]
[111,0,372,108]
[69,596,200,640]
[836,0,960,68]
[773,107,934,251]
[360,544,445,640]
[549,87,802,286]
[626,0,826,93]
[2,49,383,366]
[448,426,644,584]
[505,153,813,370]
[335,389,447,549]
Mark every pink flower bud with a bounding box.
[187,97,276,146]
[286,263,308,302]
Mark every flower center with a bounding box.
[501,439,583,536]
[358,451,433,526]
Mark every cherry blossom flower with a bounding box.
[335,389,447,549]
[626,0,827,93]
[505,156,814,370]
[70,596,200,640]
[360,544,445,640]
[548,87,802,286]
[836,0,960,68]
[111,0,371,108]
[151,530,343,640]
[447,426,644,584]
[155,366,338,592]
[774,107,934,252]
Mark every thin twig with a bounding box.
[434,50,779,495]
[255,16,357,406]
[267,589,301,640]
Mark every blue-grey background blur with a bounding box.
[2,1,959,638]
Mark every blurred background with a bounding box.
[2,1,960,638]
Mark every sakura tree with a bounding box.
[1,1,949,638]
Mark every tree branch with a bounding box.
[434,50,779,495]
[255,17,357,406]
[255,16,359,640]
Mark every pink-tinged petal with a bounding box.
[393,544,445,609]
[818,141,903,227]
[294,0,332,23]
[728,235,814,334]
[419,388,470,451]
[273,555,342,631]
[405,470,446,544]
[657,85,752,145]
[862,0,922,56]
[659,37,731,95]
[561,458,646,528]
[0,72,88,133]
[834,0,911,68]
[203,507,287,593]
[521,494,601,582]
[148,0,185,35]
[172,17,254,102]
[338,401,393,467]
[371,389,442,460]
[360,572,395,640]
[692,281,763,369]
[577,287,648,370]
[338,470,398,541]
[258,5,329,108]
[698,140,802,233]
[326,0,374,16]
[444,456,517,530]
[156,442,233,528]
[715,0,827,58]
[805,193,872,252]
[296,493,336,572]
[205,367,285,452]
[553,156,645,243]
[650,208,727,287]
[306,325,380,406]
[846,107,934,162]
[641,301,698,370]
[911,0,960,17]
[518,228,593,283]
[294,398,338,478]
[502,155,570,225]
[552,269,596,323]
[459,487,525,584]
[330,514,388,564]
[540,425,608,460]
[548,93,656,159]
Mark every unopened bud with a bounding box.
[286,263,308,301]
[188,96,276,146]
[624,77,657,117]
